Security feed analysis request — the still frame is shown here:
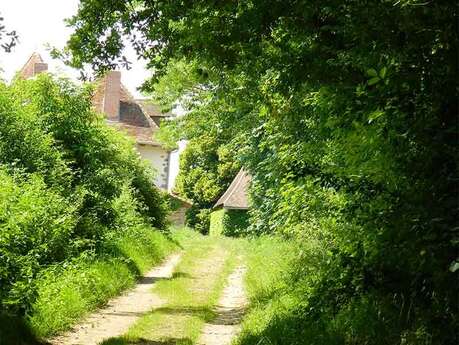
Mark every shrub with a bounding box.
[222,209,249,237]
[210,209,249,237]
[209,209,225,236]
[0,170,77,314]
[186,206,212,235]
[0,74,168,321]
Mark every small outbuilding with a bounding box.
[210,169,251,236]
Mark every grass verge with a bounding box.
[100,228,241,345]
[234,236,299,345]
[27,227,177,340]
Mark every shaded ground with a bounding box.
[48,254,182,345]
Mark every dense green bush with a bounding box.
[210,209,250,237]
[0,170,77,312]
[209,209,225,236]
[222,210,250,237]
[0,75,168,320]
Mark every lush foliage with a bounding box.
[0,75,168,330]
[209,209,225,236]
[175,137,239,233]
[224,210,250,237]
[210,209,250,237]
[67,1,458,344]
[153,60,242,231]
[153,65,241,231]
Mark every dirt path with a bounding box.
[197,265,248,345]
[48,253,181,345]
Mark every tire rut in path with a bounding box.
[197,265,248,345]
[48,253,181,345]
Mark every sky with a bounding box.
[0,0,148,97]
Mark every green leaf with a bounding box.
[368,77,380,85]
[366,68,378,77]
[368,109,385,123]
[379,67,387,79]
[449,261,459,273]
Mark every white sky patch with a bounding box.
[0,0,149,98]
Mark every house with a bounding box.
[92,70,175,190]
[19,53,182,192]
[209,169,251,236]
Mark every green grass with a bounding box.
[100,228,242,345]
[234,236,299,345]
[28,227,177,339]
[209,208,225,236]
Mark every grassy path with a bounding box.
[197,265,248,345]
[99,229,243,345]
[48,254,182,345]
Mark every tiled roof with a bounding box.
[119,99,158,129]
[107,121,163,146]
[136,100,172,118]
[92,73,167,145]
[214,169,251,210]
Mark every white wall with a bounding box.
[167,139,187,193]
[136,144,170,190]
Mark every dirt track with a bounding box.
[48,253,181,345]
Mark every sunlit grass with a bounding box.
[234,236,299,345]
[28,227,177,339]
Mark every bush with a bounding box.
[0,170,77,314]
[222,209,249,237]
[209,209,225,236]
[186,206,212,235]
[0,75,169,329]
[210,209,249,237]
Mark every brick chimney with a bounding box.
[102,71,121,121]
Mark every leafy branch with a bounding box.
[0,14,18,53]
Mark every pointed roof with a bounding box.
[19,52,48,79]
[214,169,251,210]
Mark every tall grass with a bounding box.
[29,227,176,338]
[235,236,300,345]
